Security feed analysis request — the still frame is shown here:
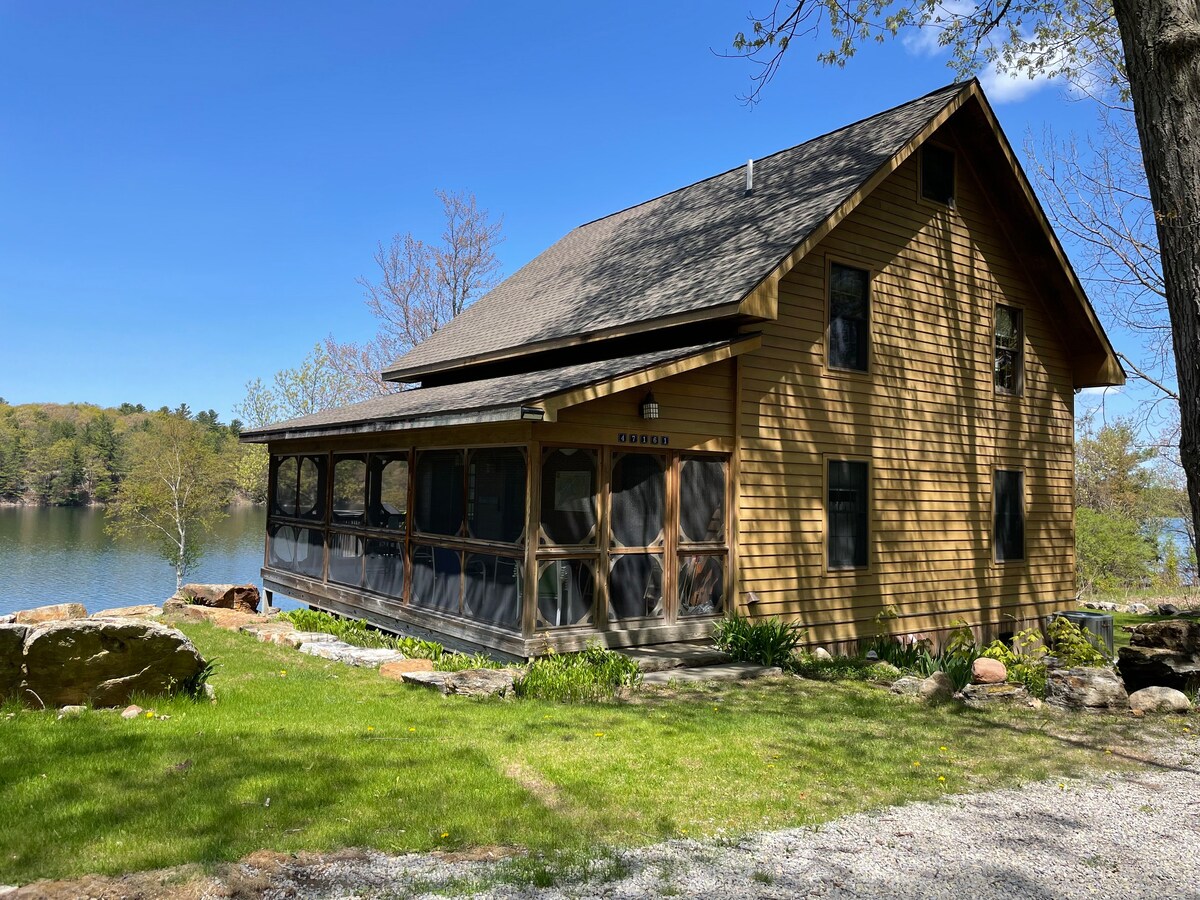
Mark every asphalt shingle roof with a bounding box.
[241,340,739,440]
[383,82,967,380]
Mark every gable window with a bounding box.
[828,263,870,372]
[995,304,1023,394]
[994,470,1025,562]
[921,144,955,205]
[827,460,869,569]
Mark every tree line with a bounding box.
[0,400,267,506]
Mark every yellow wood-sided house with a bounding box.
[241,80,1123,658]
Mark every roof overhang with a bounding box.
[241,335,760,444]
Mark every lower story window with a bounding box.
[994,470,1025,561]
[827,460,869,569]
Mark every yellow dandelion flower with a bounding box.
[938,775,946,783]
[144,711,154,719]
[440,832,449,838]
[1059,783,1066,790]
[594,732,606,737]
[408,727,416,733]
[367,726,374,732]
[912,761,920,767]
[939,746,948,752]
[767,764,776,768]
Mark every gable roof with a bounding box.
[240,336,759,442]
[383,82,970,382]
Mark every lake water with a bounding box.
[0,505,301,617]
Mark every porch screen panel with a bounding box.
[414,450,465,537]
[328,532,364,587]
[410,544,462,613]
[536,559,595,628]
[367,455,408,530]
[608,553,664,620]
[332,457,367,526]
[610,453,665,548]
[540,449,597,545]
[463,553,522,629]
[273,457,298,516]
[364,538,405,597]
[467,448,526,543]
[268,524,323,579]
[678,554,724,617]
[679,457,726,543]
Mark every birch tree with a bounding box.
[106,413,230,590]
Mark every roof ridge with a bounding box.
[574,79,969,231]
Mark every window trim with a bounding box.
[918,142,957,207]
[992,467,1027,565]
[993,303,1025,397]
[822,454,872,574]
[824,256,874,376]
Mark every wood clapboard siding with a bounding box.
[736,124,1075,644]
[555,360,735,443]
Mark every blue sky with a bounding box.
[0,1,1132,422]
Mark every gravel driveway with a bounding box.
[241,735,1200,900]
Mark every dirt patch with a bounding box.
[504,761,569,811]
[11,865,215,900]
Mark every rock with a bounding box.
[971,657,1008,684]
[1157,603,1180,616]
[1118,645,1200,694]
[960,682,1031,705]
[13,603,88,625]
[920,672,955,703]
[176,583,260,613]
[57,705,87,718]
[0,614,14,624]
[21,619,207,709]
[342,647,406,669]
[379,658,435,679]
[888,675,924,696]
[1129,619,1200,653]
[812,647,833,661]
[0,624,28,702]
[1128,686,1192,714]
[163,602,266,631]
[203,683,216,703]
[121,704,144,719]
[91,604,162,620]
[298,640,358,662]
[401,668,516,697]
[240,622,298,642]
[279,631,340,648]
[1084,602,1118,619]
[1126,602,1154,615]
[1045,666,1129,711]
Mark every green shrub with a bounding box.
[515,645,642,702]
[980,617,1109,698]
[790,655,880,682]
[1045,615,1109,667]
[865,624,980,691]
[712,614,805,667]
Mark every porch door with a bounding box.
[607,451,668,622]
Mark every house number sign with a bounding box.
[617,433,669,446]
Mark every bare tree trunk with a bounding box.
[1113,0,1200,551]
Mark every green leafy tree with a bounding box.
[106,413,231,589]
[1075,417,1157,517]
[1076,507,1157,593]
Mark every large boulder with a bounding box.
[1128,686,1193,714]
[971,657,1007,684]
[0,624,28,702]
[1118,645,1200,693]
[960,682,1033,706]
[90,605,162,621]
[401,668,517,697]
[1129,619,1200,652]
[13,603,88,625]
[1045,666,1129,711]
[176,583,260,614]
[21,619,207,708]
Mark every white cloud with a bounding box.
[979,66,1057,103]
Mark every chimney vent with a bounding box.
[744,158,754,196]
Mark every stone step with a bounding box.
[640,663,782,685]
[618,642,731,672]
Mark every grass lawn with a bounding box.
[0,621,1191,884]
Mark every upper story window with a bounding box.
[921,144,955,205]
[995,304,1023,394]
[828,263,870,372]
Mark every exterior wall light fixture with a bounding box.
[640,392,660,420]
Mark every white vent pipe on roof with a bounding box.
[745,158,754,196]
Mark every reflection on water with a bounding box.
[0,505,298,616]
